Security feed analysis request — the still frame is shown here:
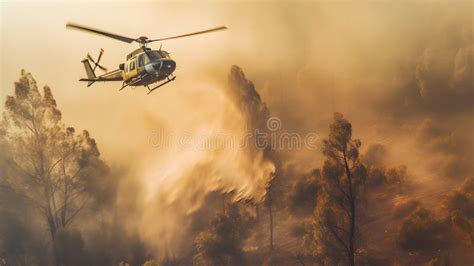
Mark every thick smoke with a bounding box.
[415,118,473,179]
[127,65,275,257]
[415,25,473,113]
[108,4,473,259]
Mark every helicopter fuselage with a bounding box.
[122,48,176,86]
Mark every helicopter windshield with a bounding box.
[146,51,170,62]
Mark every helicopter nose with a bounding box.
[153,60,176,74]
[163,60,176,73]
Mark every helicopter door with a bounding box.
[126,57,138,80]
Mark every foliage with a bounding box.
[309,113,367,266]
[398,208,454,254]
[194,204,254,266]
[397,178,474,263]
[1,70,110,265]
[444,177,474,245]
[363,143,406,187]
[366,165,406,187]
[366,167,386,187]
[287,169,321,217]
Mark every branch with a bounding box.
[47,148,76,176]
[327,222,350,254]
[9,158,40,183]
[332,223,349,235]
[65,198,89,226]
[333,175,351,202]
[20,119,36,135]
[69,167,83,183]
[333,197,351,216]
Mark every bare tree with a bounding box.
[311,113,367,266]
[2,70,108,265]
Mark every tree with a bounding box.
[194,204,254,266]
[444,177,474,246]
[310,113,367,266]
[362,144,406,187]
[398,208,453,254]
[2,70,109,265]
[287,169,321,217]
[396,179,474,264]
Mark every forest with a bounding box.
[0,62,472,265]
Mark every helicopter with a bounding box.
[66,23,227,94]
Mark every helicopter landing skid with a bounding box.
[146,75,176,95]
[119,82,128,91]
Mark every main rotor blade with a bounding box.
[66,23,136,43]
[149,26,227,42]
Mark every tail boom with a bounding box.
[81,59,96,87]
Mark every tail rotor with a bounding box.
[86,48,108,72]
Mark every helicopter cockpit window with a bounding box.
[145,51,170,62]
[158,51,170,59]
[146,51,161,61]
[138,54,145,67]
[130,60,136,71]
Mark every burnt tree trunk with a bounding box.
[344,153,356,266]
